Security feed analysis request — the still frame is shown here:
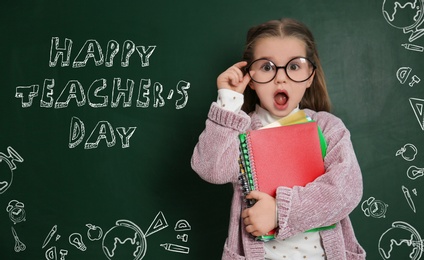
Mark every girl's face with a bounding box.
[249,36,314,118]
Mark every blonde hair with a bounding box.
[241,18,331,113]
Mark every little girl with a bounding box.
[191,18,366,259]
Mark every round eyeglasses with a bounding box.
[246,57,316,84]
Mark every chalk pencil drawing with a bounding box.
[6,200,26,224]
[382,0,424,42]
[410,98,424,130]
[160,243,190,254]
[361,197,388,218]
[378,221,423,259]
[396,143,418,161]
[11,226,26,252]
[0,146,24,194]
[402,185,417,213]
[42,225,58,249]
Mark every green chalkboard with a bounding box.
[1,0,424,259]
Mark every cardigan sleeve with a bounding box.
[191,102,251,184]
[275,110,363,239]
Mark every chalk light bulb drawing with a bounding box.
[69,233,87,251]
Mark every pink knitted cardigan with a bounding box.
[191,103,366,259]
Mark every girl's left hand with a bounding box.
[241,191,277,236]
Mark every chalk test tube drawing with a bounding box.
[408,166,424,180]
[6,200,26,224]
[42,225,58,249]
[396,143,418,161]
[69,233,87,251]
[378,221,423,259]
[11,226,26,252]
[0,146,24,194]
[382,0,424,42]
[410,98,424,130]
[402,185,417,213]
[86,223,103,241]
[361,197,388,218]
[102,211,169,260]
[396,67,421,87]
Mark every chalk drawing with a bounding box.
[378,221,423,259]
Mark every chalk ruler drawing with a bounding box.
[382,0,424,42]
[397,67,421,87]
[410,98,424,130]
[0,146,24,194]
[378,221,423,259]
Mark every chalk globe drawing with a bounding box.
[0,158,13,194]
[382,0,424,29]
[378,221,423,260]
[102,220,147,260]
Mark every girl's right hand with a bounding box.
[217,61,252,94]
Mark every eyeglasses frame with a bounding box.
[245,57,317,84]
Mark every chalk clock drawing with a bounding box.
[6,200,26,224]
[0,146,24,194]
[378,221,423,259]
[382,0,424,42]
[361,197,388,218]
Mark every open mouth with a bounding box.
[274,90,288,107]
